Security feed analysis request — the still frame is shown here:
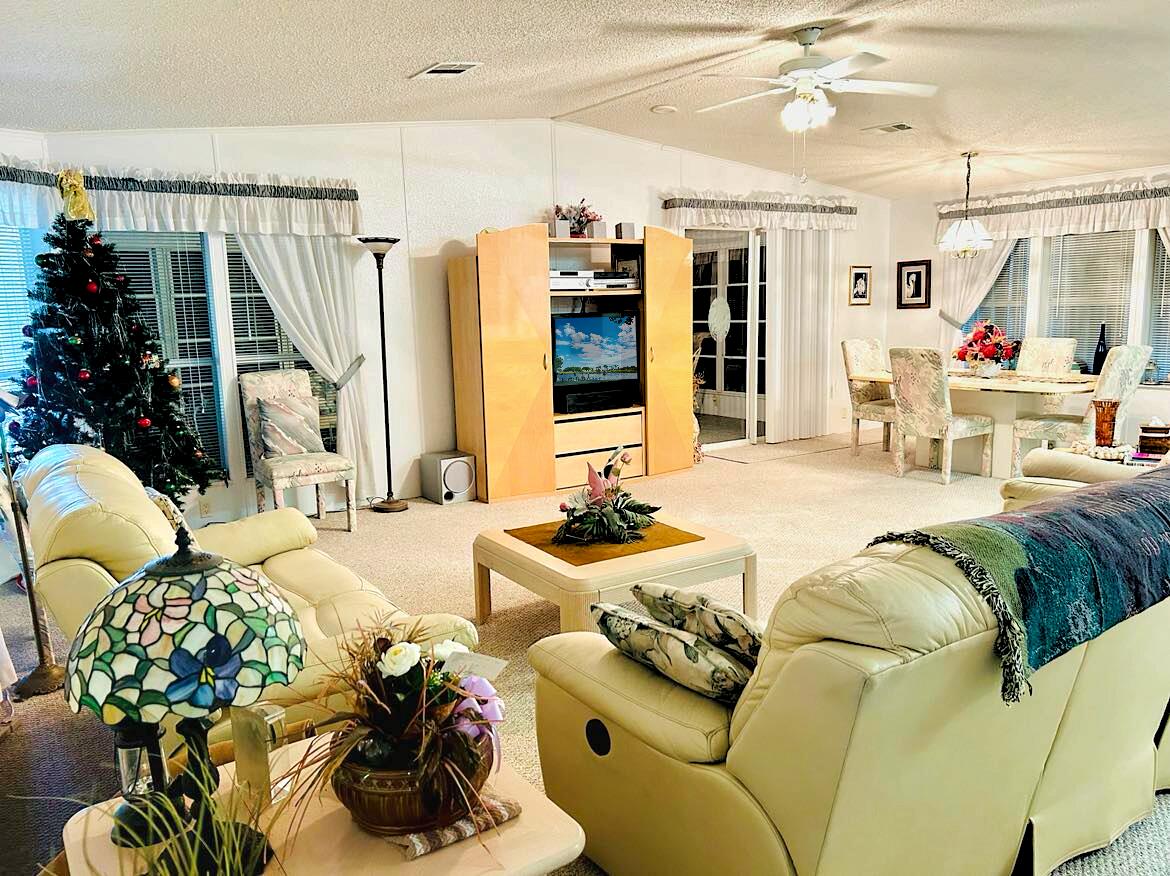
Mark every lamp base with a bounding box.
[110,791,186,848]
[370,497,408,513]
[14,661,66,698]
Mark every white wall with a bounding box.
[6,120,890,513]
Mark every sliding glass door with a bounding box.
[686,229,766,446]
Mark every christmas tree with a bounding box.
[10,213,223,504]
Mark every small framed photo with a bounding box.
[849,266,872,306]
[897,260,932,309]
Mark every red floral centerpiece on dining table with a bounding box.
[954,320,1018,378]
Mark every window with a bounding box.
[226,236,337,473]
[0,226,46,377]
[963,238,1029,338]
[1044,230,1134,367]
[1148,233,1170,384]
[103,232,224,467]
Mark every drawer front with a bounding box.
[554,412,643,456]
[555,446,645,490]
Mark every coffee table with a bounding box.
[62,736,585,875]
[473,511,757,632]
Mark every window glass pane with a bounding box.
[728,247,748,284]
[963,238,1030,339]
[726,285,747,320]
[0,227,45,376]
[695,356,716,389]
[692,287,714,319]
[758,244,766,283]
[1044,230,1134,367]
[1148,233,1170,384]
[723,359,746,393]
[698,334,716,357]
[758,283,766,321]
[725,324,747,357]
[757,360,766,394]
[692,251,716,287]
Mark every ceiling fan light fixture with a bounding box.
[939,152,993,258]
[781,88,835,133]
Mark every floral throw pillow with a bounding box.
[632,583,763,667]
[258,396,326,457]
[590,603,752,704]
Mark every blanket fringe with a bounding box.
[869,531,1031,704]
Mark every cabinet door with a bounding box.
[643,226,695,474]
[476,224,555,499]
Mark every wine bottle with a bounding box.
[1092,323,1108,375]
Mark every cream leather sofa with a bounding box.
[530,494,1170,874]
[23,444,477,741]
[1001,447,1143,510]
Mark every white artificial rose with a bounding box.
[431,639,470,664]
[377,641,421,678]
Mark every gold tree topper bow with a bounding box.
[56,169,95,222]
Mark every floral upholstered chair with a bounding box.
[1010,344,1152,476]
[841,338,894,455]
[239,369,357,531]
[889,347,993,485]
[1015,337,1077,376]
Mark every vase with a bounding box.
[330,733,494,836]
[1093,398,1121,447]
[974,361,1001,379]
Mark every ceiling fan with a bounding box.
[697,26,938,126]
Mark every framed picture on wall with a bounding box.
[896,260,932,309]
[849,265,872,306]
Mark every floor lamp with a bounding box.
[357,236,408,513]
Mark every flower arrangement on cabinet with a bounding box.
[552,447,659,545]
[553,199,604,237]
[954,320,1018,378]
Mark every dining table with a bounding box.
[850,369,1097,479]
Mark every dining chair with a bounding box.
[889,347,993,485]
[841,338,894,455]
[1015,337,1077,376]
[239,369,357,531]
[1010,344,1152,476]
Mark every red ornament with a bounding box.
[1002,344,1015,360]
[90,235,102,246]
[24,375,37,389]
[136,416,152,429]
[115,274,126,283]
[85,280,99,294]
[194,449,204,459]
[78,368,91,381]
[83,248,94,258]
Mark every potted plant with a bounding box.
[954,320,1018,378]
[295,624,504,836]
[553,199,603,238]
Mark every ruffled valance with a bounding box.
[0,155,361,236]
[935,175,1170,241]
[662,188,857,231]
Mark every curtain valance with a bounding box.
[663,188,858,231]
[0,155,361,236]
[935,175,1170,241]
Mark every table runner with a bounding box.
[504,521,704,566]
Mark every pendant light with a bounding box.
[939,151,993,258]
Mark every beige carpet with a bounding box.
[1,432,1166,873]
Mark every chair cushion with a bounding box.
[1013,413,1090,442]
[633,582,763,667]
[857,398,896,422]
[259,396,326,457]
[949,412,994,440]
[591,603,752,703]
[258,452,354,483]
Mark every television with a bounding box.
[551,312,641,413]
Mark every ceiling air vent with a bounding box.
[411,62,482,80]
[862,122,914,133]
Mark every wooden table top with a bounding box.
[850,370,1097,395]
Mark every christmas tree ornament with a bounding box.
[78,369,92,382]
[24,375,38,389]
[115,274,125,283]
[83,248,94,258]
[67,335,82,346]
[194,449,204,460]
[7,421,19,437]
[56,170,96,222]
[90,235,102,246]
[136,416,152,429]
[21,325,33,338]
[85,280,98,294]
[167,373,182,390]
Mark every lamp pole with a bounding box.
[357,236,408,513]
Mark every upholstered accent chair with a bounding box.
[840,338,894,455]
[1015,337,1077,376]
[889,346,993,485]
[239,369,357,531]
[1010,344,1152,476]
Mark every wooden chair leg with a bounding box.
[255,482,268,514]
[851,417,861,456]
[344,479,357,532]
[1011,432,1023,478]
[316,485,327,521]
[940,437,954,486]
[893,429,907,477]
[273,486,286,509]
[882,422,892,452]
[981,431,994,478]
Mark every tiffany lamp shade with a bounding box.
[65,527,305,868]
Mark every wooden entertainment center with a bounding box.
[447,223,693,502]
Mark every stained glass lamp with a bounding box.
[65,526,305,869]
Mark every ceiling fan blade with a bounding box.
[826,78,938,97]
[815,51,886,81]
[702,74,791,85]
[696,86,793,114]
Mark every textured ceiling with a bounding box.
[2,0,1166,198]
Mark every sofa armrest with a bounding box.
[195,508,317,566]
[36,558,119,640]
[528,632,732,764]
[1020,448,1142,484]
[1000,476,1085,510]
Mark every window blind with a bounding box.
[1148,233,1170,383]
[0,227,45,376]
[963,238,1030,338]
[225,236,337,474]
[1044,230,1134,366]
[103,232,224,467]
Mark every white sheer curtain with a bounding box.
[936,238,1017,350]
[765,228,834,442]
[1159,228,1170,251]
[236,234,375,500]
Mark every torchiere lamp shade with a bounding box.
[65,529,305,725]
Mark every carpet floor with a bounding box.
[1,431,1167,874]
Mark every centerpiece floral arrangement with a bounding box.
[954,320,1018,376]
[294,622,504,836]
[552,447,660,545]
[553,199,603,237]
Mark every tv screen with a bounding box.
[552,313,638,386]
